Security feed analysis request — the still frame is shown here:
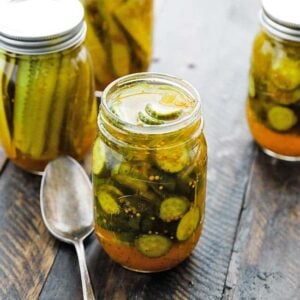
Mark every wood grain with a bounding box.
[223,150,300,300]
[2,0,298,299]
[0,162,58,299]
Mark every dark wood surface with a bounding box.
[0,0,299,299]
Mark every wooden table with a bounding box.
[1,0,299,299]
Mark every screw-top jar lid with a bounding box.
[261,0,300,42]
[0,0,86,55]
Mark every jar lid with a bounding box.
[261,0,300,42]
[0,0,86,55]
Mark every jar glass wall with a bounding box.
[92,73,207,272]
[84,0,153,90]
[0,44,97,172]
[246,0,300,161]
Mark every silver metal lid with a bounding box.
[261,0,300,42]
[0,0,86,55]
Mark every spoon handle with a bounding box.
[74,241,95,300]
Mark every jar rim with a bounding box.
[98,72,203,136]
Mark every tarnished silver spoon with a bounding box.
[40,156,95,300]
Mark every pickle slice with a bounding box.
[271,54,300,91]
[138,111,164,125]
[154,146,190,173]
[145,103,182,120]
[93,138,106,175]
[267,106,298,131]
[97,190,120,215]
[176,207,200,241]
[99,184,123,198]
[267,81,300,105]
[135,234,172,258]
[112,162,149,192]
[160,197,190,222]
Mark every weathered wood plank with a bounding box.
[223,150,300,300]
[0,162,58,299]
[40,0,262,299]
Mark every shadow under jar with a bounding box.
[92,73,207,272]
[247,0,300,161]
[0,0,97,173]
[84,0,153,91]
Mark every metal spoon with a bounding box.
[40,156,95,300]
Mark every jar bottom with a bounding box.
[122,265,175,273]
[96,225,203,273]
[262,148,300,162]
[246,101,300,158]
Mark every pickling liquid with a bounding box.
[247,31,300,159]
[85,0,153,90]
[0,46,97,172]
[93,79,207,272]
[109,83,195,125]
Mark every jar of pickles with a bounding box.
[92,73,207,272]
[84,0,153,90]
[0,0,97,172]
[247,0,300,160]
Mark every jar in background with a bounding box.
[0,0,97,172]
[247,0,300,160]
[92,73,207,272]
[84,0,153,90]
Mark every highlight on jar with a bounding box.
[246,0,300,161]
[92,73,207,272]
[84,0,153,90]
[0,0,97,173]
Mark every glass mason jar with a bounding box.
[247,0,300,160]
[84,0,153,90]
[0,0,97,172]
[92,73,207,272]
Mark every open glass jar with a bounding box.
[247,0,300,160]
[84,0,153,90]
[92,73,207,272]
[0,0,97,172]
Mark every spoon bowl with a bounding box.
[40,156,95,300]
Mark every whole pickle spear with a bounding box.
[114,0,152,56]
[0,54,14,155]
[28,56,60,158]
[65,49,92,156]
[47,53,75,156]
[13,58,35,154]
[97,0,130,77]
[14,56,59,158]
[85,12,112,87]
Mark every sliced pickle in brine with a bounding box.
[271,54,300,91]
[145,103,182,120]
[93,138,107,175]
[154,146,190,173]
[176,207,200,241]
[138,111,164,125]
[267,106,298,131]
[135,234,172,258]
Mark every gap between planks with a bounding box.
[221,147,258,299]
